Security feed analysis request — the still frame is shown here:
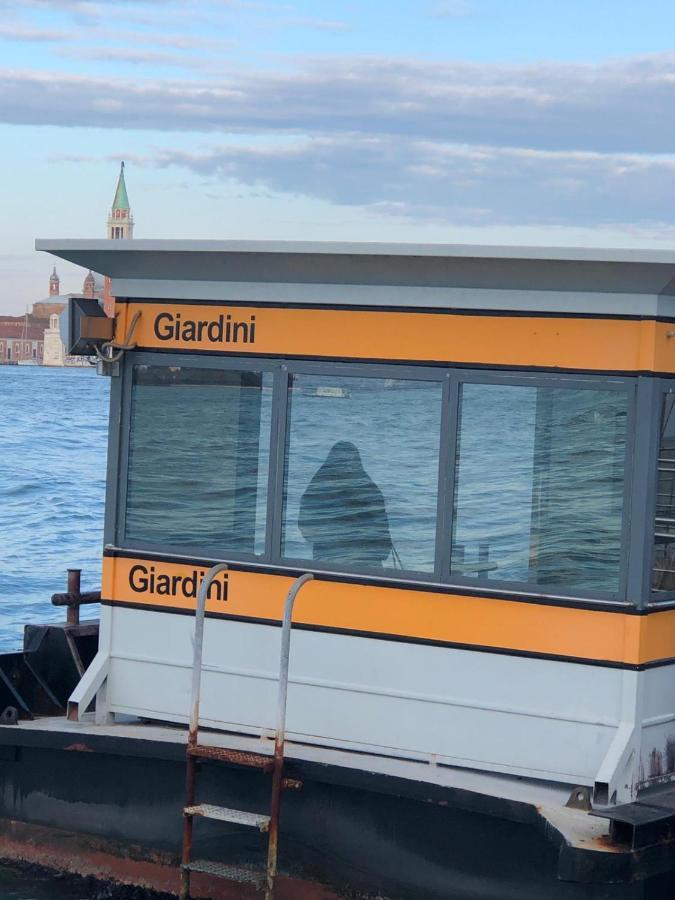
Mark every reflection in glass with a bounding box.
[282,374,442,572]
[125,365,272,554]
[298,441,393,567]
[653,394,675,592]
[451,384,627,593]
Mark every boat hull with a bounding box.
[0,719,674,899]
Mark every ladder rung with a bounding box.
[182,858,266,887]
[184,804,270,831]
[188,744,273,770]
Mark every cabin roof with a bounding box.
[35,239,675,317]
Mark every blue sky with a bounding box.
[2,0,675,312]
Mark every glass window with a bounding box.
[653,393,675,593]
[125,364,272,554]
[451,383,628,593]
[282,373,442,573]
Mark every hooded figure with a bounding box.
[298,441,393,568]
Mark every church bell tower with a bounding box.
[49,266,60,296]
[104,162,134,316]
[107,161,134,240]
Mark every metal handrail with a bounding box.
[181,563,228,900]
[180,565,313,900]
[266,572,314,899]
[187,562,229,749]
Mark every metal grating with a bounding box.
[183,858,266,887]
[184,803,270,831]
[188,744,273,770]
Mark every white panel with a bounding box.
[640,664,675,787]
[109,279,661,317]
[108,606,624,783]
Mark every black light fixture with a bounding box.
[66,297,114,356]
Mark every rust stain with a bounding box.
[666,738,675,774]
[64,743,93,753]
[649,748,664,779]
[589,833,624,854]
[0,817,342,899]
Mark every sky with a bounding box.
[3,0,675,312]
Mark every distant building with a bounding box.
[1,163,133,364]
[41,269,105,367]
[103,161,134,317]
[31,267,69,319]
[42,313,65,367]
[0,268,68,364]
[0,313,45,364]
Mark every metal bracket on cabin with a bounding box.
[565,786,592,811]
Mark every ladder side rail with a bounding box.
[266,572,314,899]
[188,562,229,748]
[180,562,229,900]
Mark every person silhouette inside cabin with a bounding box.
[298,441,393,568]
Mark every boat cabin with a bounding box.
[36,239,675,809]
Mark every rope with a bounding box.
[94,310,141,363]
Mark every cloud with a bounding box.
[427,0,473,18]
[149,136,675,228]
[59,45,205,68]
[1,54,675,155]
[7,50,675,231]
[0,0,147,17]
[286,18,351,32]
[0,23,69,41]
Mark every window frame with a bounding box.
[273,360,449,581]
[113,351,280,563]
[648,378,675,606]
[110,350,638,604]
[440,369,636,603]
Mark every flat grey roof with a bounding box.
[34,238,675,265]
[35,238,675,315]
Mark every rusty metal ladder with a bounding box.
[179,565,314,900]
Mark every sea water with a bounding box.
[0,366,109,650]
[0,367,110,897]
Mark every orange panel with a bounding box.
[118,302,671,373]
[638,609,675,663]
[100,556,663,666]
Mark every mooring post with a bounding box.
[66,569,81,626]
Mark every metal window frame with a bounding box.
[440,370,637,604]
[274,360,447,581]
[648,377,675,607]
[108,350,643,606]
[111,351,278,562]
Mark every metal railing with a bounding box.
[266,572,314,898]
[180,564,314,900]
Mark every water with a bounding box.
[0,367,113,898]
[0,366,109,651]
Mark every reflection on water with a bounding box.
[123,366,629,591]
[283,374,442,573]
[125,367,272,554]
[452,384,627,593]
